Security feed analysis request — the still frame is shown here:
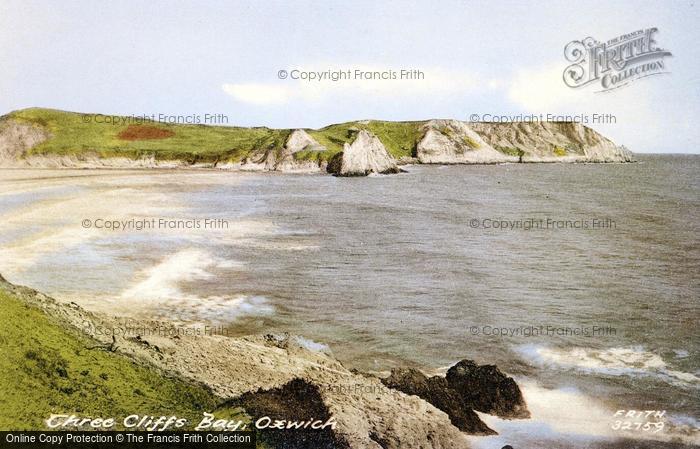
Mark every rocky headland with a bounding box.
[326,129,402,176]
[0,108,634,176]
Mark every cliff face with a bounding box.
[327,130,401,176]
[415,120,633,164]
[416,119,516,164]
[0,118,51,165]
[235,129,329,173]
[470,121,634,162]
[276,128,328,171]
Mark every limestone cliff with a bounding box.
[237,129,328,173]
[0,118,51,165]
[470,121,634,162]
[416,119,516,164]
[327,130,401,176]
[415,120,632,164]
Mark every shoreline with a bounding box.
[2,273,696,448]
[0,277,693,449]
[0,157,637,174]
[0,274,528,448]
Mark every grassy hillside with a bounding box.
[7,108,290,163]
[6,108,425,163]
[0,286,247,430]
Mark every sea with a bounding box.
[1,154,698,448]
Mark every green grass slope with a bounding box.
[0,287,246,430]
[5,108,427,163]
[307,120,423,160]
[7,108,290,164]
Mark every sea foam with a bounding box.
[467,380,699,448]
[118,248,273,323]
[517,344,699,389]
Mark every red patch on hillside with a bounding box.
[117,125,175,141]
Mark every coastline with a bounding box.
[3,271,696,449]
[0,274,531,448]
[1,157,696,449]
[1,109,635,175]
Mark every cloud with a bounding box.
[508,64,585,111]
[505,62,658,120]
[222,83,293,106]
[221,61,690,152]
[504,62,693,152]
[222,65,480,106]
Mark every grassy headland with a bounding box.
[7,108,290,164]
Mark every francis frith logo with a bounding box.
[563,27,672,92]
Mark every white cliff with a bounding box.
[470,121,634,162]
[238,129,328,172]
[327,129,401,176]
[416,119,516,164]
[0,118,51,165]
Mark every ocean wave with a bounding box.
[0,227,102,275]
[467,381,700,448]
[118,248,273,322]
[292,336,330,353]
[517,344,699,389]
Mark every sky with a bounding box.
[1,0,698,153]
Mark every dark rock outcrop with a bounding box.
[446,360,530,419]
[382,368,496,435]
[221,378,350,449]
[381,359,530,438]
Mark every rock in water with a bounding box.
[416,119,513,164]
[446,360,530,419]
[327,129,401,176]
[382,368,496,435]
